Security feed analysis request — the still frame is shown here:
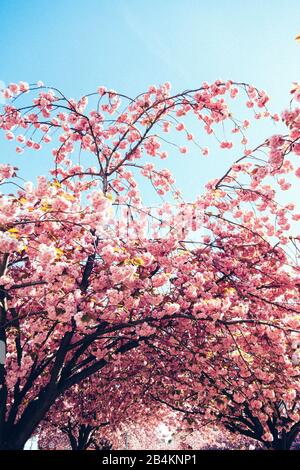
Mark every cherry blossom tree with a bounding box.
[38,379,111,450]
[147,318,300,450]
[143,212,300,449]
[128,85,300,450]
[37,363,163,450]
[0,79,299,450]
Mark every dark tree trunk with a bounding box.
[0,432,27,450]
[67,424,94,451]
[0,386,59,450]
[271,437,292,450]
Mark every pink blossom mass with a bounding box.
[0,76,300,451]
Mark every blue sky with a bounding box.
[0,0,299,202]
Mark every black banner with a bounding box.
[0,450,299,466]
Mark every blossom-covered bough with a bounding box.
[0,79,299,449]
